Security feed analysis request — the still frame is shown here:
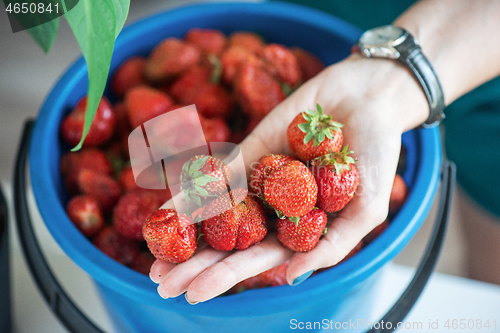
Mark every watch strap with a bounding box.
[395,34,445,127]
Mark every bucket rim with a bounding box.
[29,1,441,315]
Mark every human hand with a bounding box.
[149,53,429,304]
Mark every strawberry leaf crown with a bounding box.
[312,145,357,174]
[181,156,221,206]
[297,104,343,147]
[208,54,222,84]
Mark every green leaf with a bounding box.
[297,123,310,133]
[65,0,130,151]
[316,103,323,114]
[3,0,60,53]
[26,16,59,53]
[194,175,219,186]
[317,132,325,145]
[281,82,292,96]
[208,54,222,84]
[305,108,316,117]
[194,185,210,197]
[288,216,300,226]
[303,132,314,144]
[109,0,129,38]
[193,195,202,207]
[325,130,334,140]
[189,156,209,174]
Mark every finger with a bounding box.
[285,176,396,284]
[150,239,209,284]
[150,259,176,284]
[157,246,231,299]
[185,233,293,303]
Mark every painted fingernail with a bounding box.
[185,293,199,305]
[157,285,168,299]
[292,270,313,286]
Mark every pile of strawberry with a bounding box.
[59,28,327,275]
[58,27,408,288]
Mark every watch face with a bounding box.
[359,25,405,46]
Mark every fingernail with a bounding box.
[292,270,313,286]
[157,285,168,299]
[185,293,199,305]
[150,272,160,284]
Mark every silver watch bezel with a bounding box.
[357,26,408,59]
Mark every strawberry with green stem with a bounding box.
[180,155,232,207]
[277,207,328,252]
[310,146,359,213]
[287,104,343,162]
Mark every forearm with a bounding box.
[394,0,500,105]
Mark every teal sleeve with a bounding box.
[273,0,416,31]
[444,77,500,218]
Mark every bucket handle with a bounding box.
[14,119,456,333]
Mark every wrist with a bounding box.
[342,53,430,132]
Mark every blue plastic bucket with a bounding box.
[29,2,441,333]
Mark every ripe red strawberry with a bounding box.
[310,146,359,213]
[130,251,156,275]
[248,154,295,209]
[144,37,201,82]
[149,106,205,155]
[77,169,121,213]
[227,31,264,54]
[201,117,231,142]
[111,56,147,97]
[184,84,235,119]
[180,155,232,206]
[389,174,408,216]
[245,117,261,136]
[396,145,407,174]
[184,28,226,55]
[231,260,289,293]
[169,65,212,102]
[93,226,140,266]
[220,46,251,84]
[111,102,132,144]
[363,219,389,245]
[234,55,285,120]
[230,131,246,145]
[260,43,301,87]
[143,209,197,263]
[290,47,326,82]
[125,86,174,129]
[287,104,343,162]
[113,189,163,240]
[60,148,113,195]
[66,195,104,237]
[117,164,169,195]
[277,208,327,252]
[60,96,116,147]
[118,165,139,192]
[201,189,267,251]
[264,160,317,221]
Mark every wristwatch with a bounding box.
[355,25,445,128]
